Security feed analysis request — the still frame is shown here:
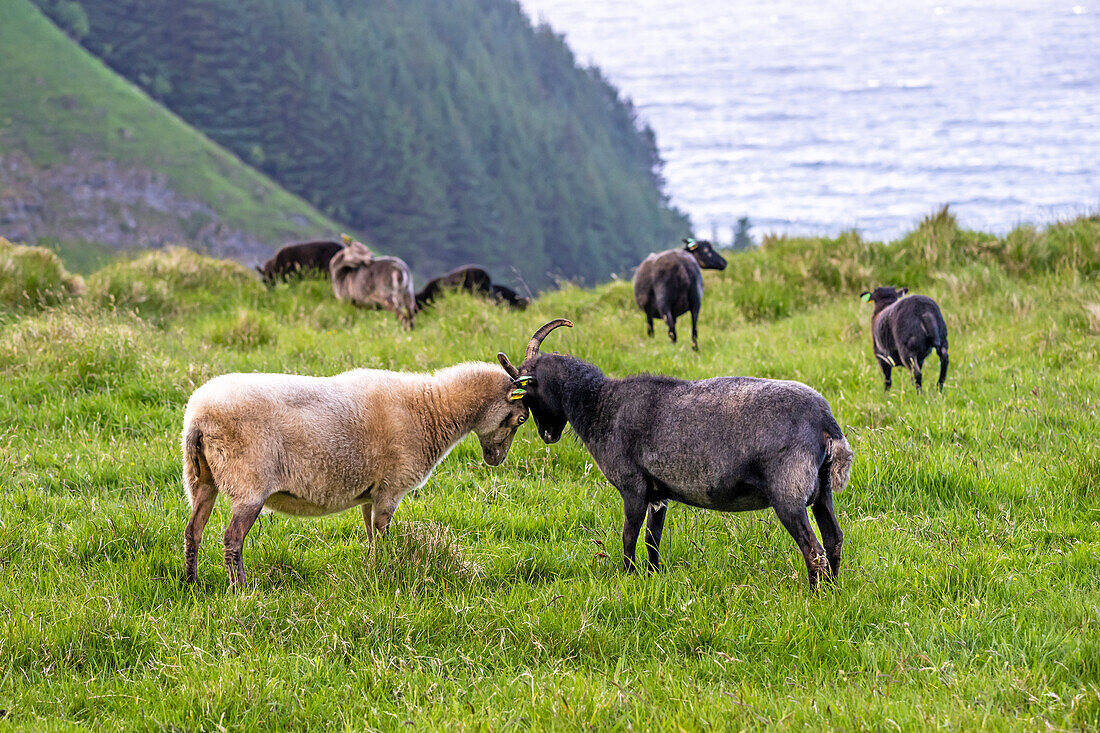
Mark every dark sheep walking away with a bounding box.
[256,240,344,284]
[498,320,854,587]
[633,238,727,350]
[860,286,949,391]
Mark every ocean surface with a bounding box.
[517,0,1100,244]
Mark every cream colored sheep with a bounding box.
[182,361,528,588]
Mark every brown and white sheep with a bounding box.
[181,362,528,588]
[330,240,417,329]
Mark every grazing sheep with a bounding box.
[255,240,345,285]
[415,265,493,309]
[499,320,853,587]
[330,240,416,329]
[414,266,530,311]
[182,362,530,588]
[489,284,530,310]
[633,238,727,350]
[860,286,949,391]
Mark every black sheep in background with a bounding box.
[632,238,727,350]
[256,240,344,284]
[860,286,949,391]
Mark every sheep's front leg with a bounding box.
[773,502,829,588]
[619,486,648,573]
[223,502,264,589]
[877,357,892,391]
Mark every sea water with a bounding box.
[518,0,1100,243]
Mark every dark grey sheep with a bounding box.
[489,284,530,310]
[498,320,854,587]
[255,240,344,285]
[633,238,727,350]
[415,265,493,309]
[860,286,949,391]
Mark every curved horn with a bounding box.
[497,352,519,378]
[524,318,573,363]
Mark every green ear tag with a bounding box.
[508,388,526,401]
[515,376,534,386]
[861,293,872,303]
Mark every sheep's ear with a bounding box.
[507,388,526,401]
[898,287,909,296]
[860,291,871,302]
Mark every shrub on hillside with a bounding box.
[86,246,262,318]
[0,237,86,310]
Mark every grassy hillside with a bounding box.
[0,0,345,265]
[35,0,689,287]
[1,213,1099,729]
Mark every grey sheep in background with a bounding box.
[182,362,529,588]
[499,319,854,587]
[330,240,417,329]
[633,238,727,350]
[860,286,949,391]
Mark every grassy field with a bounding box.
[1,212,1099,730]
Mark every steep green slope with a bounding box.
[45,0,690,287]
[0,0,345,265]
[1,214,1099,728]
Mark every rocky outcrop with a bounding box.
[0,149,274,263]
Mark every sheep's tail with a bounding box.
[822,418,853,494]
[182,424,207,505]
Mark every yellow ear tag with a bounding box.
[515,376,534,386]
[508,388,526,401]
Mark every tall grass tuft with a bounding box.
[0,237,85,309]
[85,246,262,319]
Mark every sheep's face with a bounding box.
[474,397,529,466]
[684,239,728,270]
[860,286,908,306]
[518,358,568,445]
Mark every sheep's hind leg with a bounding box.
[937,346,948,391]
[223,501,264,590]
[811,490,843,581]
[368,492,403,539]
[646,314,654,337]
[184,481,218,584]
[772,501,830,588]
[663,311,678,344]
[644,502,668,571]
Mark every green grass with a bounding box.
[0,0,344,249]
[1,212,1099,730]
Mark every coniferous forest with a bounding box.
[34,0,689,288]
